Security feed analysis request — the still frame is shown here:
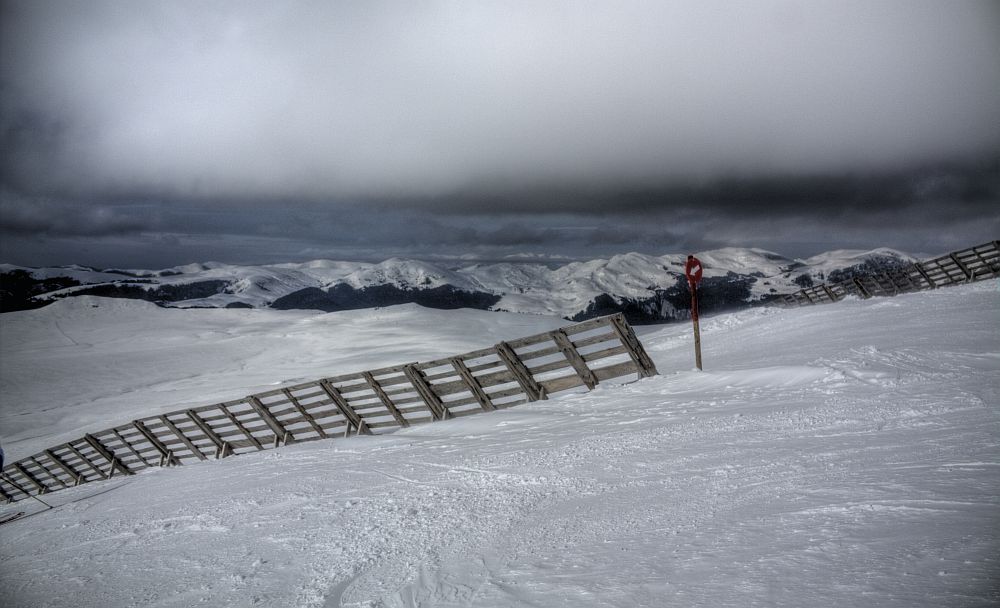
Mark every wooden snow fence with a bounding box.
[0,313,657,504]
[781,240,1000,307]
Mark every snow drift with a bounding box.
[0,281,998,607]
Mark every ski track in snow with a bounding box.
[1,282,998,607]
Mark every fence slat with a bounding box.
[84,433,135,476]
[496,341,546,402]
[550,329,598,389]
[949,253,973,281]
[363,372,410,428]
[608,313,658,378]
[156,417,208,461]
[248,397,291,447]
[44,449,83,486]
[281,389,329,439]
[185,410,228,456]
[13,462,49,493]
[319,380,370,436]
[450,357,496,411]
[64,442,107,479]
[218,406,264,451]
[109,428,152,468]
[0,474,32,500]
[29,457,68,489]
[404,365,448,420]
[133,420,180,465]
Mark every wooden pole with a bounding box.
[450,357,496,412]
[549,329,598,389]
[403,364,449,420]
[691,283,703,371]
[363,372,409,428]
[608,313,659,377]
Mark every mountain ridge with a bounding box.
[0,247,917,321]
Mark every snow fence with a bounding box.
[781,240,1000,307]
[0,313,657,504]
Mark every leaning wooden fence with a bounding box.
[780,240,1000,307]
[0,313,657,504]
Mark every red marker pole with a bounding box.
[690,282,702,371]
[685,255,704,371]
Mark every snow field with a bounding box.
[0,281,998,607]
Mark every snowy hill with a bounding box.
[0,280,997,607]
[1,247,916,321]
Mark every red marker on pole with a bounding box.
[685,255,703,371]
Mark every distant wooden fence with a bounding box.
[780,240,1000,307]
[0,314,657,504]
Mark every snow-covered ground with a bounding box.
[1,281,998,607]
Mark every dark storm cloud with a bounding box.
[1,1,998,268]
[0,190,153,237]
[3,0,999,205]
[413,159,1000,219]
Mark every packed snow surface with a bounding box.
[1,282,998,607]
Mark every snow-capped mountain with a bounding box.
[0,247,917,321]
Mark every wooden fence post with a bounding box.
[248,396,292,447]
[83,434,135,476]
[185,410,228,457]
[495,342,547,401]
[218,406,264,450]
[281,389,329,439]
[450,357,496,411]
[550,329,598,388]
[852,278,871,298]
[155,417,208,461]
[320,380,371,436]
[109,428,150,468]
[912,262,936,288]
[363,372,409,428]
[26,457,66,490]
[133,420,180,466]
[12,463,48,494]
[44,449,83,486]
[1,473,34,500]
[404,365,449,420]
[949,253,973,281]
[608,314,659,378]
[64,442,107,479]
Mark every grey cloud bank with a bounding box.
[1,1,998,268]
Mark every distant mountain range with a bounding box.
[0,248,916,322]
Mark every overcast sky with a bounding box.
[2,0,998,268]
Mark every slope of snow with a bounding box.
[695,246,792,276]
[800,248,916,278]
[1,282,996,608]
[341,258,483,293]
